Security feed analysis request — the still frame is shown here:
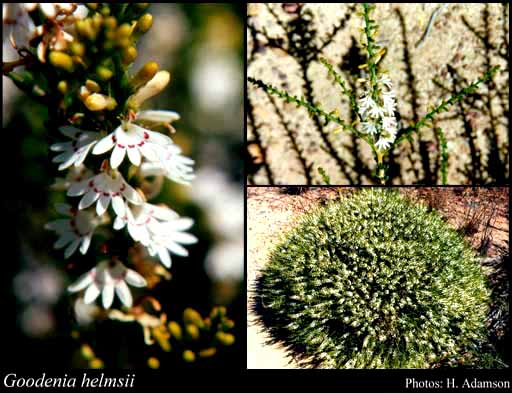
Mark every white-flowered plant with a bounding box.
[4,3,197,312]
[248,3,500,185]
[5,2,236,367]
[68,259,147,309]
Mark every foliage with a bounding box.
[257,189,491,368]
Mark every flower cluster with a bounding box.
[358,74,398,151]
[5,4,197,311]
[258,189,490,368]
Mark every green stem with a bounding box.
[248,76,364,139]
[319,58,360,119]
[395,65,500,145]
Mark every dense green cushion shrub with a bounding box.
[258,189,490,368]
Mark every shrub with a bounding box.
[257,189,490,368]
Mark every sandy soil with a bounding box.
[246,187,509,368]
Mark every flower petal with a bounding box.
[96,195,110,216]
[84,283,101,304]
[115,281,133,308]
[64,237,81,258]
[92,134,115,155]
[127,146,141,166]
[125,269,147,287]
[102,283,115,309]
[110,145,126,169]
[111,196,125,217]
[68,270,94,292]
[79,190,99,210]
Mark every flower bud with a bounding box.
[85,79,101,93]
[135,14,153,34]
[96,66,113,81]
[49,51,74,72]
[130,61,159,89]
[182,350,195,363]
[104,16,117,30]
[183,308,203,326]
[185,324,200,341]
[215,332,235,346]
[129,70,170,108]
[168,321,182,340]
[84,93,113,111]
[70,42,86,57]
[89,358,104,368]
[199,348,217,358]
[58,80,68,94]
[81,344,94,360]
[122,47,138,64]
[116,23,132,40]
[147,357,160,369]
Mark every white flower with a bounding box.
[51,165,94,191]
[378,74,393,89]
[368,103,385,119]
[139,143,195,185]
[360,121,378,135]
[358,94,376,114]
[3,3,36,50]
[68,260,147,309]
[381,115,397,134]
[205,240,243,283]
[50,126,100,170]
[114,203,198,268]
[67,171,143,216]
[45,203,99,258]
[382,90,397,115]
[92,121,173,169]
[375,132,396,151]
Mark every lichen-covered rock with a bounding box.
[258,189,490,368]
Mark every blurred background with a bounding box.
[1,3,244,368]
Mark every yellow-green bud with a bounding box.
[199,348,217,358]
[85,79,101,93]
[130,61,159,88]
[185,324,200,341]
[86,3,98,10]
[49,51,74,72]
[136,3,150,10]
[147,357,160,369]
[116,23,132,40]
[91,13,103,31]
[57,81,68,94]
[182,350,195,363]
[117,37,131,49]
[89,358,104,369]
[96,66,113,81]
[216,332,235,346]
[184,308,203,325]
[104,16,117,30]
[222,319,235,330]
[168,321,182,340]
[70,42,85,57]
[84,93,109,111]
[210,306,227,320]
[122,47,138,65]
[100,5,110,16]
[106,97,117,111]
[81,344,94,360]
[136,14,153,34]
